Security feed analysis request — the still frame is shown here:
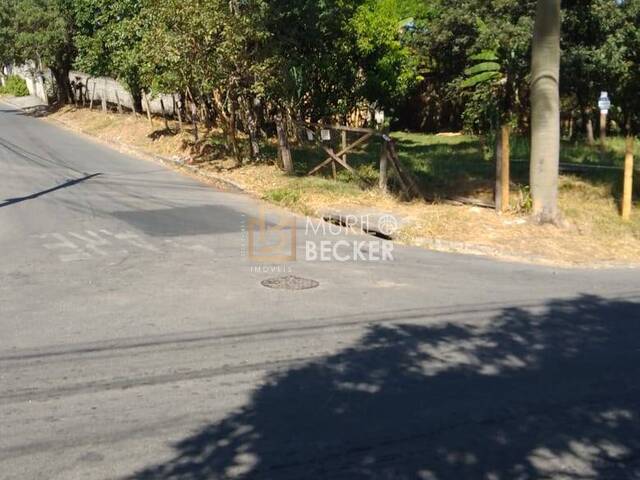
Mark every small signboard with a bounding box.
[320,129,331,141]
[598,91,611,114]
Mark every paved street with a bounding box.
[1,101,639,479]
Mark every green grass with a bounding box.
[285,130,638,203]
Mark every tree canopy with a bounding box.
[0,0,638,154]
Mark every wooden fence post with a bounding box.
[160,98,169,130]
[89,81,96,110]
[143,90,153,127]
[115,90,123,114]
[379,138,389,193]
[101,79,107,112]
[173,95,182,131]
[622,134,635,221]
[341,130,348,164]
[600,111,607,145]
[276,113,293,174]
[495,124,510,212]
[190,101,198,142]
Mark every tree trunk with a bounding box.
[228,98,241,167]
[568,114,574,140]
[530,0,561,224]
[51,67,72,104]
[585,108,595,145]
[241,96,261,161]
[276,112,294,175]
[130,88,143,115]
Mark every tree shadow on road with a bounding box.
[133,294,640,479]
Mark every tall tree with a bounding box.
[0,0,16,72]
[12,0,76,103]
[73,0,146,111]
[530,0,561,223]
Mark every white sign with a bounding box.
[320,129,331,141]
[598,91,611,114]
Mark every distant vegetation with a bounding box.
[0,74,29,96]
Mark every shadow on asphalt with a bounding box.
[131,294,640,479]
[110,204,275,237]
[0,173,102,208]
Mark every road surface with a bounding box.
[1,101,639,479]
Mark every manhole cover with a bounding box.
[261,276,320,290]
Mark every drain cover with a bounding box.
[261,276,320,290]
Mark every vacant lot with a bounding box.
[48,106,640,266]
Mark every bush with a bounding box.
[0,75,30,97]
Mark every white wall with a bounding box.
[12,63,178,115]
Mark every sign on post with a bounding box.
[320,129,331,141]
[598,91,611,114]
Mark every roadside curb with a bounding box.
[48,113,247,195]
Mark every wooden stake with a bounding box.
[160,98,169,130]
[600,111,607,145]
[190,102,198,142]
[89,81,96,110]
[115,90,123,114]
[101,79,107,112]
[308,132,373,175]
[276,113,293,174]
[143,91,153,127]
[341,129,348,165]
[386,139,423,199]
[379,140,389,192]
[495,124,510,212]
[173,95,182,131]
[622,134,635,221]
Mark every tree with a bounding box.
[0,0,16,73]
[615,0,640,219]
[530,0,561,223]
[350,0,421,111]
[561,0,627,144]
[12,0,76,103]
[73,0,146,111]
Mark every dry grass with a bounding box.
[50,106,193,159]
[46,106,640,267]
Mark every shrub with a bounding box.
[0,75,30,97]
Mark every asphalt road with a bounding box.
[1,101,639,480]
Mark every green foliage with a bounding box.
[350,0,422,109]
[0,1,16,65]
[613,0,640,134]
[74,0,146,107]
[0,74,29,96]
[3,0,639,141]
[9,0,76,102]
